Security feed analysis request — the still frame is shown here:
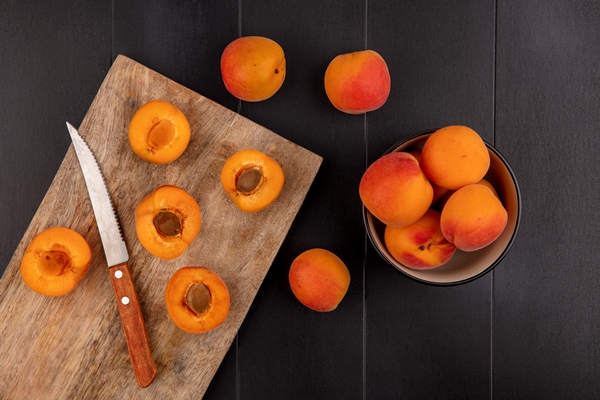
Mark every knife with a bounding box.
[66,122,157,388]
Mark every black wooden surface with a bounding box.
[1,1,599,398]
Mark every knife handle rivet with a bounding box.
[114,270,123,279]
[121,296,130,305]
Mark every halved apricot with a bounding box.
[128,100,191,164]
[220,149,284,213]
[20,227,92,297]
[165,267,230,334]
[135,185,201,260]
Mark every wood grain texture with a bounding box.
[0,55,321,399]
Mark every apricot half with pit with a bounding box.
[128,100,191,164]
[20,227,92,296]
[221,36,286,102]
[221,149,284,213]
[135,185,201,260]
[165,267,230,334]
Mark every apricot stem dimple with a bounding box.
[185,283,211,315]
[236,167,263,193]
[153,211,181,237]
[147,119,176,151]
[39,250,71,276]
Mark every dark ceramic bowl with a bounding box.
[363,130,521,286]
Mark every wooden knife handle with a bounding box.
[109,262,158,388]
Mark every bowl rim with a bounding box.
[362,129,522,286]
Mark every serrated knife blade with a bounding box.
[67,123,128,267]
[66,122,157,388]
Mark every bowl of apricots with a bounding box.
[361,126,521,285]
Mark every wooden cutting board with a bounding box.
[0,55,322,399]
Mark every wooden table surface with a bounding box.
[1,1,599,399]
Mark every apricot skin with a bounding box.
[324,50,391,114]
[440,184,508,252]
[409,150,449,206]
[221,36,286,102]
[384,209,456,270]
[20,227,91,297]
[421,125,490,190]
[128,100,191,164]
[477,178,499,199]
[221,149,285,213]
[165,267,230,334]
[289,248,350,312]
[135,185,201,260]
[360,152,433,228]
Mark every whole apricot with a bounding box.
[384,209,456,270]
[289,248,350,312]
[477,178,500,199]
[20,227,92,297]
[220,36,286,102]
[440,184,508,252]
[421,125,490,190]
[128,100,191,164]
[165,267,230,334]
[324,50,391,114]
[221,149,285,213]
[135,185,201,260]
[408,150,449,206]
[359,152,433,227]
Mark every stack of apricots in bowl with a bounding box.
[361,125,521,285]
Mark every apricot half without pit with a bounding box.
[165,267,230,334]
[20,227,92,297]
[135,185,201,260]
[128,100,191,164]
[221,149,284,213]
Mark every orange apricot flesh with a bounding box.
[135,185,201,260]
[165,267,230,334]
[128,100,191,164]
[20,227,91,297]
[221,149,284,213]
